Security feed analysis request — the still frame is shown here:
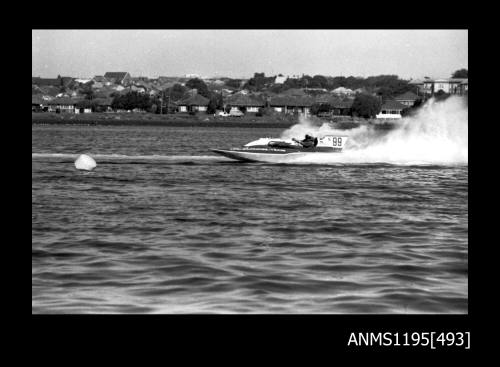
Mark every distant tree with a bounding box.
[311,75,328,89]
[298,75,313,88]
[76,99,98,111]
[167,83,187,101]
[207,95,218,114]
[244,72,275,91]
[269,84,288,94]
[111,91,151,111]
[81,83,95,100]
[185,78,210,98]
[224,79,242,89]
[351,94,382,118]
[214,92,224,110]
[452,69,468,78]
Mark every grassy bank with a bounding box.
[32,112,299,128]
[32,112,393,130]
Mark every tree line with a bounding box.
[76,68,467,116]
[236,72,418,98]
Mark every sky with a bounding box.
[32,30,468,80]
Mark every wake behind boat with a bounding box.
[211,134,348,163]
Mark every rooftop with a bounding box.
[381,99,407,110]
[395,91,419,101]
[178,94,210,106]
[226,94,265,107]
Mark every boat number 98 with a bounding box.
[332,137,342,146]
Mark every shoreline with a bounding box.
[32,112,395,130]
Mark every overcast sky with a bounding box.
[32,30,468,80]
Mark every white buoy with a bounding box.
[75,154,97,171]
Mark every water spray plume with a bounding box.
[280,96,468,165]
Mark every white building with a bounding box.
[332,87,355,96]
[274,75,287,84]
[423,78,468,95]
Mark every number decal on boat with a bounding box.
[333,137,337,146]
[338,137,342,146]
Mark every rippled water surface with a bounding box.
[32,125,468,313]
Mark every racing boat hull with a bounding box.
[211,147,342,163]
[211,135,347,163]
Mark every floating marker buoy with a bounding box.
[75,154,97,171]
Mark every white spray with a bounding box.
[280,96,468,165]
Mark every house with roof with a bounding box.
[177,94,210,113]
[376,100,407,119]
[38,85,61,98]
[330,99,354,116]
[104,72,132,85]
[225,94,265,113]
[268,95,315,115]
[408,78,429,95]
[47,97,83,113]
[313,94,353,116]
[92,76,112,86]
[32,95,46,112]
[93,75,108,83]
[395,91,419,107]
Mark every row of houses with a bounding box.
[150,90,418,119]
[32,95,113,113]
[32,92,413,119]
[175,92,354,115]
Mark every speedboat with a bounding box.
[211,135,348,163]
